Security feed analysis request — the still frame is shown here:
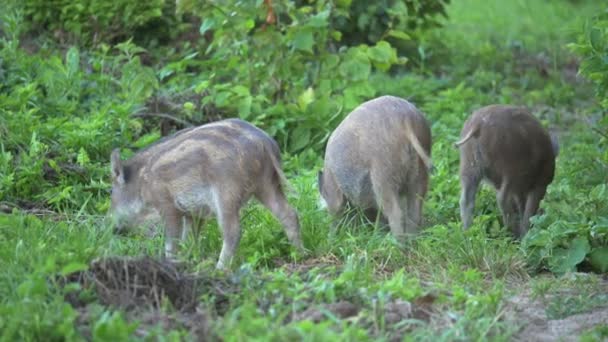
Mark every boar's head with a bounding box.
[109,149,154,233]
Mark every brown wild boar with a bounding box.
[318,95,433,239]
[456,105,558,238]
[109,118,303,269]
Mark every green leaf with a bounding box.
[298,87,315,110]
[200,18,216,36]
[76,147,90,167]
[549,236,591,274]
[590,184,607,201]
[66,46,80,77]
[589,247,608,273]
[308,10,330,28]
[339,50,370,81]
[133,132,161,148]
[387,30,411,41]
[367,41,397,71]
[238,95,253,119]
[290,126,311,152]
[331,30,342,41]
[60,262,89,276]
[589,27,603,52]
[292,29,314,52]
[368,41,394,63]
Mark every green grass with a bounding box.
[1,0,607,340]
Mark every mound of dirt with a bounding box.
[61,256,237,339]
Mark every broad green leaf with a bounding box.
[232,85,251,97]
[589,27,603,52]
[238,95,253,119]
[367,41,397,71]
[549,236,591,274]
[323,54,340,69]
[308,10,330,28]
[290,126,311,152]
[292,29,314,52]
[339,50,370,81]
[589,247,608,273]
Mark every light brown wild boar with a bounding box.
[456,105,559,238]
[318,95,433,239]
[109,118,303,269]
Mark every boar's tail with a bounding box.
[454,124,479,147]
[405,125,433,172]
[267,145,295,193]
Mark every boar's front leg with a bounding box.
[163,209,187,260]
[255,184,304,250]
[216,204,242,270]
[496,183,519,235]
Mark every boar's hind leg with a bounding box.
[217,205,242,270]
[519,187,546,239]
[459,174,480,230]
[405,174,428,234]
[373,179,404,240]
[255,184,304,250]
[496,184,519,236]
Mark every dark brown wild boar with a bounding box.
[109,119,303,269]
[456,105,559,238]
[318,95,433,239]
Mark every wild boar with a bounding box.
[456,104,558,238]
[318,95,433,239]
[109,118,303,269]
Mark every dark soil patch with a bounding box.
[61,256,238,339]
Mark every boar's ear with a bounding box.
[110,148,125,184]
[317,170,324,192]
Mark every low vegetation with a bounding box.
[0,0,607,340]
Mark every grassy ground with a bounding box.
[1,0,608,341]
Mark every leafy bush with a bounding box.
[19,0,165,44]
[570,8,608,111]
[173,0,408,154]
[522,131,608,274]
[324,0,450,46]
[0,10,157,210]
